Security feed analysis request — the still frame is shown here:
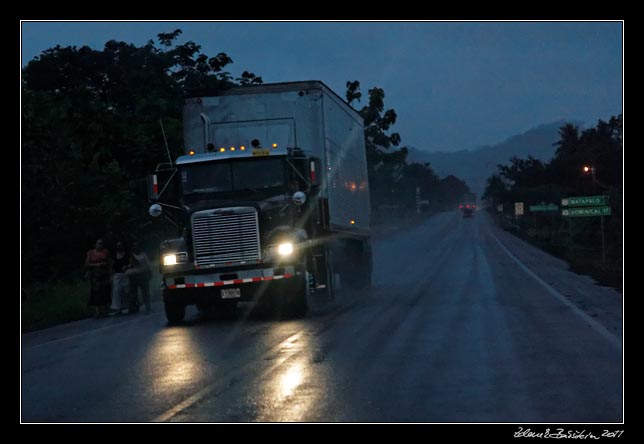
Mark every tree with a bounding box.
[482,174,508,206]
[22,30,262,279]
[345,80,406,209]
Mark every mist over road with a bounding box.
[22,211,622,423]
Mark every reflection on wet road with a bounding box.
[22,211,622,422]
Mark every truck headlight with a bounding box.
[163,252,188,266]
[277,242,294,256]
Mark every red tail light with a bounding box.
[459,204,463,209]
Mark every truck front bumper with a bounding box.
[162,265,301,304]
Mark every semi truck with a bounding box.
[148,81,372,323]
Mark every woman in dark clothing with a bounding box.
[110,241,130,315]
[85,239,112,318]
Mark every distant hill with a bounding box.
[406,120,578,198]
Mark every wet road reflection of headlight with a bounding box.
[279,362,304,399]
[145,329,202,395]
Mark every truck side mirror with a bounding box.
[149,204,163,217]
[292,191,307,206]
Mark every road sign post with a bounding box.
[601,216,606,263]
[561,196,610,263]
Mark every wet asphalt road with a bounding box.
[21,211,623,423]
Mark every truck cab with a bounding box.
[149,81,372,323]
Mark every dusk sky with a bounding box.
[20,21,623,152]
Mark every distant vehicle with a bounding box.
[148,81,372,323]
[461,205,474,217]
[459,192,477,218]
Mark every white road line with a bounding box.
[488,226,621,350]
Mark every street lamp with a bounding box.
[582,165,608,191]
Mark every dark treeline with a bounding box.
[22,30,469,282]
[483,116,623,288]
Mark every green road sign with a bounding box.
[529,204,559,212]
[561,195,608,207]
[562,206,611,217]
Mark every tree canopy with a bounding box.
[22,31,259,279]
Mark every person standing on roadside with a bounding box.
[85,239,112,318]
[127,243,153,314]
[110,241,130,315]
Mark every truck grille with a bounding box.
[191,207,261,268]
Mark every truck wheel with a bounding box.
[319,248,335,299]
[284,274,308,318]
[165,301,186,324]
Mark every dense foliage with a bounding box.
[22,30,253,279]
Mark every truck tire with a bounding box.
[308,246,334,300]
[317,247,335,300]
[165,301,186,324]
[284,273,308,318]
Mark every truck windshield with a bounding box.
[180,158,286,195]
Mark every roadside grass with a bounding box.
[22,277,93,332]
[491,211,622,292]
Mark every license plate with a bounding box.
[221,288,241,299]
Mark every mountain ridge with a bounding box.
[406,120,581,197]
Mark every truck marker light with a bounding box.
[240,146,246,151]
[219,147,226,152]
[350,219,356,225]
[230,147,236,151]
[272,143,278,149]
[188,150,196,156]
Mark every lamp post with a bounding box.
[582,165,609,191]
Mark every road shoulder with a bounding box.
[484,212,622,341]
